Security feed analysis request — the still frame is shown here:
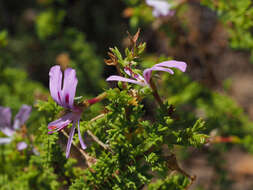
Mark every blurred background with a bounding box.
[1,0,253,189]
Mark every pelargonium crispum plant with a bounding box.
[39,30,207,189]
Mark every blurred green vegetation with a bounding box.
[202,0,253,62]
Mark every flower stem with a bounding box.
[149,78,163,107]
[61,130,96,167]
[87,92,107,105]
[80,92,107,107]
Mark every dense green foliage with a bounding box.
[34,40,207,189]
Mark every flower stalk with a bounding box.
[149,78,163,107]
[80,92,107,108]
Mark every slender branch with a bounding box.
[86,113,113,152]
[87,130,111,151]
[166,154,196,189]
[61,130,96,167]
[184,174,196,190]
[90,113,106,122]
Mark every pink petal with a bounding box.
[124,67,139,79]
[66,124,76,158]
[124,67,132,77]
[0,106,11,128]
[49,66,63,106]
[1,128,14,137]
[13,105,32,130]
[146,0,172,17]
[48,113,74,134]
[152,9,160,17]
[77,120,86,149]
[0,107,14,136]
[0,137,12,144]
[17,141,27,150]
[143,66,174,83]
[151,66,174,75]
[124,67,145,81]
[142,69,152,84]
[62,68,78,109]
[154,60,187,72]
[106,75,145,86]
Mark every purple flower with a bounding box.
[106,60,187,87]
[146,0,174,17]
[48,65,86,158]
[0,105,32,150]
[17,141,28,150]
